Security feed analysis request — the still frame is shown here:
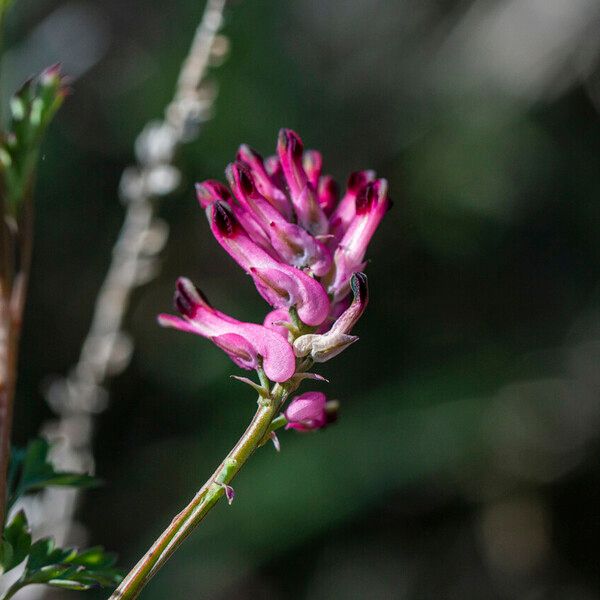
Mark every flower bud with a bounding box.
[284,392,328,431]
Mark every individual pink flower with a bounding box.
[158,278,296,382]
[277,129,329,236]
[284,392,328,432]
[326,179,390,302]
[207,201,330,326]
[328,170,376,243]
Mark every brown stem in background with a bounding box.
[0,298,17,528]
[0,188,32,526]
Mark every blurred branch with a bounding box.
[14,0,229,594]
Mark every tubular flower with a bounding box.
[159,129,389,418]
[158,278,296,382]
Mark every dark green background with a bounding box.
[3,0,600,598]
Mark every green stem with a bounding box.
[109,384,287,600]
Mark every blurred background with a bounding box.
[2,0,600,598]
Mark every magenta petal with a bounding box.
[211,333,259,370]
[157,313,198,334]
[251,266,329,327]
[263,308,291,338]
[226,163,330,273]
[295,185,329,237]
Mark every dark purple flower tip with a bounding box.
[195,180,231,208]
[174,277,210,318]
[236,143,264,165]
[347,170,376,194]
[355,179,389,215]
[350,272,368,305]
[278,128,303,159]
[210,201,240,237]
[355,182,375,214]
[317,175,339,214]
[226,161,258,198]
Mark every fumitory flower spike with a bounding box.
[120,127,390,599]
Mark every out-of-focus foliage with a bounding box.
[3,0,600,598]
[6,439,99,513]
[2,513,122,594]
[0,441,119,595]
[0,66,66,215]
[0,0,13,28]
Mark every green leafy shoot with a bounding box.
[0,65,68,216]
[1,511,122,595]
[7,439,100,515]
[0,510,31,575]
[20,538,123,590]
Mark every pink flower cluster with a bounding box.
[159,129,390,430]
